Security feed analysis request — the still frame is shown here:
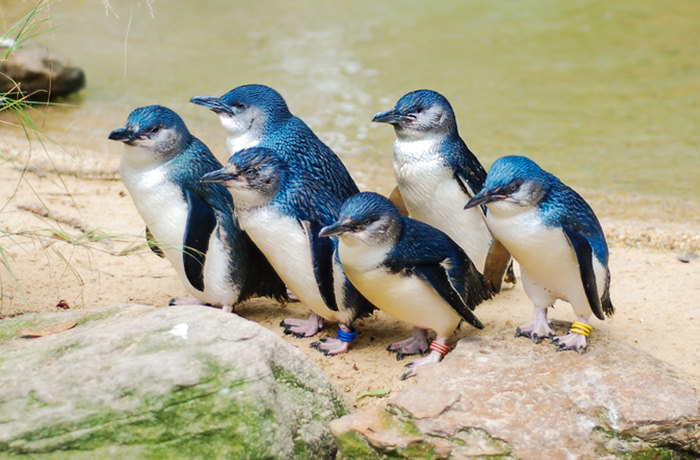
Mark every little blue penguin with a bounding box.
[201,146,374,355]
[191,84,361,332]
[190,84,359,200]
[320,192,491,378]
[372,89,513,294]
[465,155,614,351]
[108,105,287,312]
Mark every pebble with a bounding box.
[677,251,699,263]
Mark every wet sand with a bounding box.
[1,136,699,409]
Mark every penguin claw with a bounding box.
[280,313,324,337]
[310,337,350,356]
[553,333,588,352]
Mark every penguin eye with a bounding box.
[505,183,520,194]
[361,217,375,226]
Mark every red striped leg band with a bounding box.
[429,340,450,356]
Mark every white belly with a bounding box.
[121,159,238,305]
[338,239,462,337]
[121,161,188,279]
[486,205,606,315]
[239,207,340,321]
[393,141,491,270]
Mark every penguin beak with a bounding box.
[319,220,354,238]
[464,188,503,209]
[108,127,137,144]
[190,96,234,115]
[201,167,239,184]
[371,110,411,124]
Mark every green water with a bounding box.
[2,0,699,197]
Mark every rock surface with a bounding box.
[331,322,700,459]
[0,44,85,100]
[0,304,346,459]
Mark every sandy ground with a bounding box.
[1,137,699,410]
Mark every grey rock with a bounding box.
[331,323,700,459]
[0,44,85,100]
[0,304,346,459]
[677,251,699,263]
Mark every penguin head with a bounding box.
[190,84,292,143]
[320,192,402,247]
[465,155,551,214]
[108,105,190,161]
[201,146,283,210]
[372,89,457,140]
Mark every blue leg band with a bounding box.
[337,328,357,342]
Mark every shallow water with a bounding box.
[2,0,699,198]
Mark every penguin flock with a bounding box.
[109,85,614,379]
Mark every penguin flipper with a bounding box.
[562,226,604,320]
[301,220,338,312]
[482,239,512,293]
[412,263,484,329]
[455,170,488,217]
[183,189,217,292]
[454,170,477,198]
[145,226,165,258]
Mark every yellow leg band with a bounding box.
[570,321,592,337]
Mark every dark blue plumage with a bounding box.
[201,146,374,355]
[191,84,359,201]
[320,192,491,377]
[465,155,614,350]
[109,105,287,311]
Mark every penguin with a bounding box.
[372,89,514,294]
[201,146,374,355]
[465,155,614,351]
[320,192,491,378]
[108,105,286,312]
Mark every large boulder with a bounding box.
[0,304,346,459]
[331,323,700,459]
[0,43,85,100]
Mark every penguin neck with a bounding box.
[393,130,448,164]
[395,124,451,143]
[229,185,278,218]
[338,235,393,274]
[337,218,400,273]
[486,199,534,220]
[120,145,175,179]
[226,132,261,154]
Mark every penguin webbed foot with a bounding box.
[386,327,430,360]
[401,350,444,380]
[280,312,324,337]
[552,332,588,352]
[310,337,350,356]
[515,315,555,343]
